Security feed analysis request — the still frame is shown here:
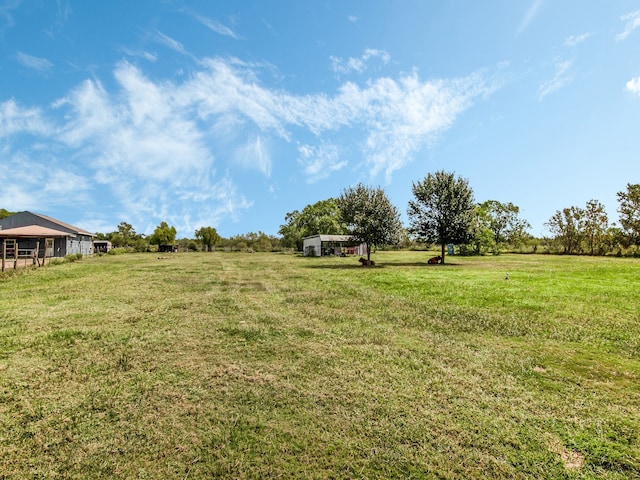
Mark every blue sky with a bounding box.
[1,1,639,239]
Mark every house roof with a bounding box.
[30,212,93,236]
[0,225,71,238]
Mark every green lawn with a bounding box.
[1,251,639,478]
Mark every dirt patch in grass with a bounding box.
[546,434,584,472]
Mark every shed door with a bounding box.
[45,238,54,257]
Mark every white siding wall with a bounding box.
[303,237,322,256]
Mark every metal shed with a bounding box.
[0,211,94,257]
[302,234,368,257]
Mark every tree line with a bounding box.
[544,184,640,255]
[3,177,639,258]
[94,221,283,253]
[279,174,640,261]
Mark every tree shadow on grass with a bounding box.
[385,262,463,267]
[306,261,463,269]
[306,263,367,270]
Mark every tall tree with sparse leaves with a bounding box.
[583,199,608,255]
[117,222,137,246]
[545,207,584,254]
[407,171,475,263]
[617,183,640,245]
[339,184,402,262]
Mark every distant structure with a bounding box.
[302,234,367,257]
[93,240,112,253]
[0,211,94,270]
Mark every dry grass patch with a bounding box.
[546,433,585,472]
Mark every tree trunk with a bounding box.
[367,244,371,261]
[441,243,446,264]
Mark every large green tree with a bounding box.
[478,200,530,254]
[150,221,177,246]
[338,184,402,262]
[195,226,221,252]
[407,171,475,263]
[279,198,345,251]
[617,183,640,245]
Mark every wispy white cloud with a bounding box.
[154,30,188,55]
[0,152,91,211]
[181,56,494,181]
[626,77,640,96]
[2,52,496,233]
[50,61,252,231]
[616,10,640,41]
[538,59,573,100]
[516,0,543,36]
[122,47,157,62]
[43,169,91,197]
[348,15,358,24]
[44,0,72,36]
[195,14,241,40]
[331,49,391,75]
[233,135,272,176]
[60,62,212,180]
[297,142,346,183]
[15,51,53,72]
[0,99,51,138]
[0,0,20,32]
[56,0,72,24]
[565,33,591,47]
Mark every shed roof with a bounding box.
[303,234,356,242]
[0,225,71,238]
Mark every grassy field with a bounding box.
[1,251,639,479]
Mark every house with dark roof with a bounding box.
[0,211,94,259]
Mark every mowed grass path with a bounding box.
[1,251,638,478]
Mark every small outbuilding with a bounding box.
[302,234,368,257]
[0,211,94,271]
[93,240,112,253]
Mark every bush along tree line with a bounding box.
[94,221,284,254]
